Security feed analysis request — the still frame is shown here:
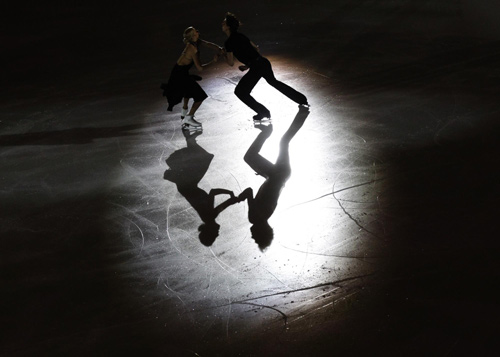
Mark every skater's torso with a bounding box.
[224,32,260,66]
[176,41,200,67]
[249,169,291,223]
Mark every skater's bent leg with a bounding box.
[235,71,270,116]
[187,81,208,116]
[183,97,189,110]
[189,100,203,116]
[244,131,274,178]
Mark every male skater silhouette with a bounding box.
[221,12,309,121]
[237,107,310,250]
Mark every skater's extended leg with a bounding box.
[261,58,308,105]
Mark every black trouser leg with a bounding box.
[234,68,270,116]
[261,58,307,105]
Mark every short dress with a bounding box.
[161,62,208,111]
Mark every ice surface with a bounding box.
[1,1,499,355]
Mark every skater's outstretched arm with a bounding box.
[200,39,224,55]
[193,48,219,71]
[182,43,217,72]
[237,188,254,203]
[209,188,235,198]
[209,189,240,217]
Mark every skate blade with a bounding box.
[253,117,272,122]
[253,120,272,128]
[182,124,203,132]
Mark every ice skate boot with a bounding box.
[252,111,271,122]
[182,115,202,129]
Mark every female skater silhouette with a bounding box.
[162,27,222,129]
[163,130,239,246]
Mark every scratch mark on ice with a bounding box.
[287,178,384,209]
[263,267,290,289]
[124,217,145,254]
[233,301,288,330]
[209,248,242,283]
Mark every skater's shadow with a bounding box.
[238,107,310,250]
[163,129,239,246]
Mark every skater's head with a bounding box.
[222,12,240,33]
[183,26,200,44]
[250,221,274,251]
[198,222,220,246]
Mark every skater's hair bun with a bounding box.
[183,27,197,44]
[225,12,240,32]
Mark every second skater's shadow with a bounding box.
[238,107,310,251]
[163,129,239,246]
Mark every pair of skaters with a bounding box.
[162,12,309,129]
[164,107,310,251]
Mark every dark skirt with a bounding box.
[161,63,208,111]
